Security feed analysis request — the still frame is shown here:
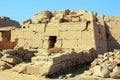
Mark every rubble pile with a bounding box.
[12,49,96,77]
[84,49,120,79]
[30,9,91,24]
[0,47,35,71]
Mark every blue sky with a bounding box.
[0,0,120,24]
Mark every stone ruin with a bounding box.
[0,16,20,28]
[0,9,120,79]
[84,49,120,79]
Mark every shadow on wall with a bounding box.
[105,23,120,52]
[94,21,120,54]
[93,23,108,54]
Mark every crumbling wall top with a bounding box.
[28,9,94,24]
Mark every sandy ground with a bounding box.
[0,66,118,80]
[0,70,117,80]
[0,70,115,80]
[0,70,48,80]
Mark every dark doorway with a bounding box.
[48,36,57,49]
[1,31,11,42]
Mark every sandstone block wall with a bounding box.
[0,16,20,50]
[12,21,96,52]
[11,10,99,53]
[0,9,120,54]
[12,49,96,76]
[104,16,120,51]
[0,29,18,50]
[94,15,108,54]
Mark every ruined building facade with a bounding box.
[0,16,20,50]
[0,9,120,54]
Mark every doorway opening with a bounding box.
[1,31,11,42]
[48,36,57,49]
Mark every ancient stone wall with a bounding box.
[0,29,18,50]
[11,49,96,76]
[11,22,95,51]
[94,15,108,54]
[0,10,120,54]
[0,16,20,50]
[104,16,120,51]
[0,9,120,78]
[11,10,99,53]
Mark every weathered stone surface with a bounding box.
[32,10,52,23]
[4,9,103,54]
[110,67,120,79]
[0,60,11,70]
[84,71,93,76]
[15,47,30,55]
[27,49,96,76]
[1,54,22,64]
[92,65,111,78]
[0,9,119,55]
[26,65,41,75]
[86,50,120,79]
[48,55,62,64]
[23,19,32,25]
[2,49,17,56]
[31,56,48,62]
[12,63,30,73]
[26,62,54,76]
[59,9,70,15]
